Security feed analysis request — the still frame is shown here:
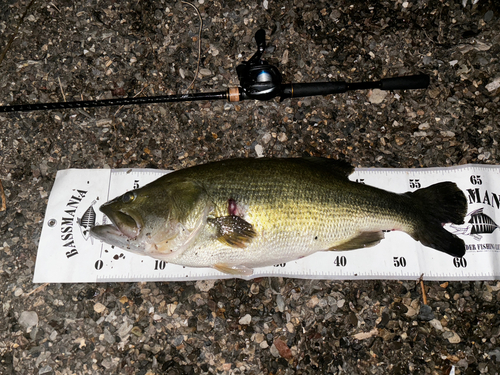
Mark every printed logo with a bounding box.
[77,200,98,244]
[450,208,499,241]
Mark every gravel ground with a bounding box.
[1,0,500,374]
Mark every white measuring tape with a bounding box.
[34,164,500,283]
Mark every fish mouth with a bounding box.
[89,222,146,255]
[100,206,142,239]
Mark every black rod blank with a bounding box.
[0,90,228,113]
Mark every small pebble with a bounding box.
[19,311,38,332]
[484,10,494,22]
[131,326,142,337]
[254,333,265,343]
[274,338,293,359]
[117,321,133,339]
[38,365,53,375]
[167,303,178,316]
[195,279,216,292]
[368,89,387,104]
[307,295,320,308]
[444,330,461,344]
[173,335,184,346]
[94,303,106,313]
[239,314,252,325]
[103,329,115,344]
[74,337,86,348]
[276,294,285,312]
[486,77,500,92]
[429,319,444,331]
[261,133,272,144]
[488,349,500,362]
[255,144,264,157]
[277,133,288,142]
[418,305,435,321]
[199,68,212,77]
[270,343,280,358]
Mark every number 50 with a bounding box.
[393,257,407,267]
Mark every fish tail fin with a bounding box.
[406,182,467,257]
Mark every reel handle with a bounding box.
[254,29,266,55]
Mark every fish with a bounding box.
[90,158,468,276]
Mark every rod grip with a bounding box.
[379,74,430,90]
[281,82,348,98]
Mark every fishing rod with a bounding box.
[0,29,429,113]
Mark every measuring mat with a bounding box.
[34,164,500,283]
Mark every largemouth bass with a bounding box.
[90,158,467,276]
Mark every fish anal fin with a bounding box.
[210,215,256,248]
[214,263,254,276]
[331,231,385,251]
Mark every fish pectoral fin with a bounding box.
[331,231,385,251]
[210,215,256,248]
[213,263,254,276]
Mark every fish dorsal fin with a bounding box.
[209,215,256,248]
[300,157,354,178]
[330,231,385,251]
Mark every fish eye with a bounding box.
[122,192,136,203]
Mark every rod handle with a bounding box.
[380,74,430,90]
[281,82,348,99]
